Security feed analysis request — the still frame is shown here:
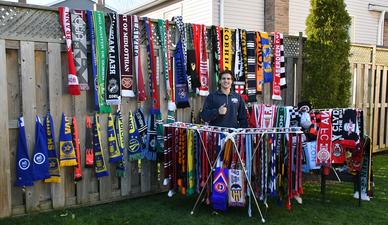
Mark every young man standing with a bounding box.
[202,70,248,128]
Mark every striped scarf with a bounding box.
[133,15,148,101]
[94,113,109,178]
[156,113,165,161]
[272,32,282,100]
[144,111,157,161]
[199,24,209,96]
[279,33,286,89]
[246,31,257,102]
[86,10,99,111]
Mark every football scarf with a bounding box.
[211,26,220,90]
[119,14,135,97]
[158,19,176,110]
[144,17,161,115]
[222,27,232,70]
[246,31,257,102]
[193,24,200,76]
[106,13,121,105]
[279,33,286,89]
[172,16,187,65]
[211,167,228,211]
[187,129,195,195]
[32,116,51,181]
[70,9,89,90]
[115,111,126,178]
[93,11,112,113]
[229,169,245,207]
[85,115,94,168]
[134,107,148,151]
[72,115,82,181]
[156,113,165,161]
[175,40,190,108]
[86,10,99,111]
[304,141,320,170]
[342,109,357,145]
[144,112,157,161]
[163,112,175,188]
[259,104,276,128]
[316,110,332,168]
[108,113,121,163]
[59,113,77,167]
[235,29,247,100]
[186,49,201,97]
[94,113,109,178]
[245,133,253,216]
[234,28,243,80]
[133,15,147,101]
[199,24,209,96]
[255,31,263,93]
[286,133,293,210]
[260,32,273,83]
[128,110,143,161]
[331,109,345,164]
[178,128,187,194]
[241,29,248,87]
[15,117,34,186]
[272,32,282,100]
[58,7,80,95]
[44,113,61,183]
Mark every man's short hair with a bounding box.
[218,70,233,80]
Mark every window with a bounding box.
[163,7,181,20]
[348,15,355,43]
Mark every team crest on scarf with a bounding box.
[228,169,245,207]
[178,88,186,99]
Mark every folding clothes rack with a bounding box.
[163,122,304,223]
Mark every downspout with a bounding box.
[219,0,224,26]
[377,10,385,45]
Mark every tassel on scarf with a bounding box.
[15,117,34,186]
[59,113,77,167]
[44,113,61,183]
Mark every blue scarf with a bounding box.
[260,32,273,83]
[32,116,51,181]
[94,113,109,178]
[59,113,77,166]
[86,10,99,111]
[175,40,190,108]
[108,113,121,163]
[44,113,61,183]
[115,111,126,177]
[128,110,143,161]
[211,167,228,210]
[15,117,34,186]
[144,111,157,161]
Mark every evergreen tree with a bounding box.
[302,0,352,108]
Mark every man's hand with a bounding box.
[218,103,227,115]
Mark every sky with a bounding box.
[2,0,143,11]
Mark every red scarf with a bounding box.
[272,32,282,100]
[316,110,332,168]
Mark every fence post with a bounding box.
[297,32,303,104]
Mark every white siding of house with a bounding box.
[289,0,388,45]
[223,0,264,31]
[137,0,183,20]
[213,0,219,26]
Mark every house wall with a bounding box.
[384,19,388,46]
[289,0,386,45]
[223,0,264,31]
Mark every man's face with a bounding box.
[220,73,232,90]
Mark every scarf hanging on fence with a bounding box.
[260,32,273,83]
[331,109,345,164]
[71,115,82,181]
[85,115,94,168]
[235,29,247,100]
[241,29,248,88]
[108,113,121,163]
[269,134,277,198]
[211,26,220,90]
[144,112,157,161]
[222,27,232,70]
[187,129,195,195]
[86,10,99,111]
[58,7,80,95]
[15,117,34,186]
[158,19,176,111]
[115,111,126,177]
[172,16,187,65]
[70,9,89,90]
[246,31,257,102]
[156,113,165,161]
[32,116,51,181]
[255,31,263,93]
[234,28,243,80]
[316,110,332,168]
[106,13,121,105]
[133,15,148,101]
[272,32,282,101]
[44,113,61,183]
[94,113,109,178]
[128,110,143,161]
[163,113,175,187]
[119,14,135,97]
[134,107,148,151]
[193,24,200,76]
[144,17,161,115]
[93,11,112,113]
[198,24,209,96]
[279,33,286,89]
[175,41,190,108]
[186,49,201,97]
[211,167,228,210]
[178,128,188,194]
[59,113,77,167]
[229,169,245,207]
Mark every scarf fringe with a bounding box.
[99,106,112,114]
[15,180,34,186]
[212,203,227,211]
[229,202,246,207]
[122,90,135,97]
[187,186,195,196]
[167,189,175,197]
[33,174,51,181]
[168,101,177,111]
[79,84,90,91]
[116,169,126,178]
[211,196,226,204]
[60,159,77,167]
[129,153,143,161]
[176,101,190,109]
[106,100,122,106]
[272,94,282,101]
[143,150,156,161]
[96,170,109,178]
[163,178,169,185]
[198,90,209,96]
[45,176,61,183]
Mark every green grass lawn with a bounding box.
[2,153,387,225]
